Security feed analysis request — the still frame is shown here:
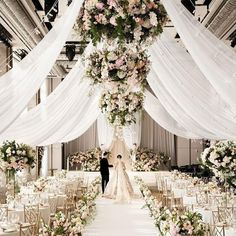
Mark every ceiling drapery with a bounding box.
[0,0,83,134]
[148,32,236,139]
[162,0,236,113]
[0,60,97,145]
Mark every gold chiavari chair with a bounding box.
[217,206,234,224]
[207,224,225,236]
[212,210,220,224]
[48,196,58,215]
[23,204,40,233]
[19,222,37,236]
[0,204,8,221]
[196,193,209,206]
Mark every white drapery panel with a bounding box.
[64,122,99,156]
[97,114,115,151]
[144,90,199,139]
[147,70,219,139]
[162,0,236,113]
[0,60,96,145]
[141,110,175,159]
[123,112,142,149]
[0,0,83,134]
[149,32,236,139]
[61,94,101,143]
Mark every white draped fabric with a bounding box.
[97,114,115,151]
[149,32,236,139]
[0,0,83,134]
[144,90,198,139]
[162,0,236,113]
[147,70,219,139]
[123,112,142,149]
[0,60,98,145]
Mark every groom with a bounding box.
[100,151,112,194]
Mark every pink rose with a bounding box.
[115,57,124,67]
[110,16,117,26]
[96,2,104,10]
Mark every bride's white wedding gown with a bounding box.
[104,159,134,203]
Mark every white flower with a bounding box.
[117,70,126,79]
[149,12,158,26]
[107,52,118,61]
[6,147,11,154]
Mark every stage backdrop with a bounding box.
[63,111,176,168]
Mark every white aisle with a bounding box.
[83,181,158,236]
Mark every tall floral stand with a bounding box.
[6,170,18,197]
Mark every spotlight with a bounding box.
[66,44,76,61]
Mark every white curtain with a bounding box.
[123,112,142,149]
[141,110,175,159]
[144,90,199,139]
[162,0,236,113]
[0,60,98,145]
[0,0,83,134]
[60,93,101,143]
[149,32,236,139]
[97,114,115,151]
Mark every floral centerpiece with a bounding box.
[200,140,236,189]
[68,147,102,171]
[132,147,170,171]
[0,140,35,174]
[100,89,144,126]
[86,47,150,88]
[75,0,167,45]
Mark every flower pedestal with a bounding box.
[6,170,18,197]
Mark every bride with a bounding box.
[104,154,133,203]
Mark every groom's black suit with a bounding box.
[100,157,111,193]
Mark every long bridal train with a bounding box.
[104,157,134,203]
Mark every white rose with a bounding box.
[6,147,11,154]
[107,52,118,61]
[10,157,16,163]
[117,70,126,79]
[149,12,158,26]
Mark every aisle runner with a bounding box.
[83,181,158,236]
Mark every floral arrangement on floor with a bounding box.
[86,47,150,87]
[40,177,101,236]
[75,0,167,45]
[155,207,207,236]
[100,89,144,126]
[33,177,48,192]
[0,140,35,174]
[135,177,207,236]
[131,148,170,171]
[200,140,236,188]
[68,147,102,171]
[40,211,83,236]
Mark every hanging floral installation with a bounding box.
[100,89,144,126]
[75,0,167,127]
[75,0,167,45]
[86,47,150,87]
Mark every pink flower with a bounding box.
[96,2,104,10]
[109,16,117,26]
[115,57,124,67]
[108,0,117,8]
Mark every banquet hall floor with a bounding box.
[83,182,158,236]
